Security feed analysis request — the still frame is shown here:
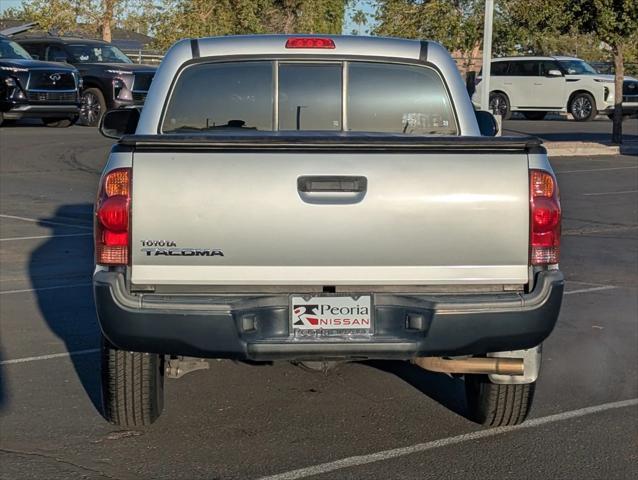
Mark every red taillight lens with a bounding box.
[285,37,335,49]
[97,196,129,232]
[96,168,131,265]
[530,170,561,265]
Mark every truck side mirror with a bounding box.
[100,108,140,139]
[475,110,499,136]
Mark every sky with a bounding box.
[0,0,21,13]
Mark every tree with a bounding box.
[4,0,125,41]
[567,0,638,144]
[374,1,486,73]
[152,0,349,51]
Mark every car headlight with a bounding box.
[4,76,17,87]
[594,78,614,84]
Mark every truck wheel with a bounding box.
[42,117,75,128]
[569,92,596,121]
[488,92,511,120]
[80,88,106,127]
[101,338,165,426]
[523,111,547,120]
[465,374,535,426]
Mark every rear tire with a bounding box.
[523,111,547,120]
[101,338,165,427]
[489,92,511,120]
[42,117,76,128]
[465,374,535,426]
[569,92,597,121]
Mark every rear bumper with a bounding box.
[94,270,564,361]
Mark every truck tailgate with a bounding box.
[129,138,531,286]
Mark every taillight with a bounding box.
[285,37,335,49]
[530,170,561,265]
[95,168,131,265]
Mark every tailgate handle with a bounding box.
[297,176,367,204]
[297,176,367,193]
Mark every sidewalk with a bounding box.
[543,140,638,157]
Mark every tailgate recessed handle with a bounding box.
[297,176,367,193]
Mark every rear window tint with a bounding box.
[509,61,540,76]
[162,60,457,135]
[347,62,456,135]
[279,63,342,131]
[163,62,273,132]
[491,61,509,76]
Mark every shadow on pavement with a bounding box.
[29,204,102,414]
[365,360,470,420]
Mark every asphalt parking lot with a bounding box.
[503,115,638,142]
[0,123,637,479]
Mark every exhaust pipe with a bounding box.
[412,356,524,376]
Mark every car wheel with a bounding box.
[488,92,511,120]
[569,93,597,121]
[42,117,75,128]
[523,111,547,120]
[101,337,165,426]
[80,88,106,127]
[465,374,535,426]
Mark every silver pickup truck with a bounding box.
[94,35,563,428]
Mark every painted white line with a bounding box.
[258,398,638,480]
[564,285,617,295]
[556,166,638,174]
[0,348,100,365]
[0,233,92,242]
[583,190,638,196]
[0,214,92,231]
[0,283,92,295]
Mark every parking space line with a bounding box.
[0,214,92,231]
[582,190,638,196]
[0,283,92,295]
[257,398,638,480]
[556,166,638,174]
[0,233,93,242]
[0,348,100,366]
[564,285,617,295]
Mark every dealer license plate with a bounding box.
[290,295,373,337]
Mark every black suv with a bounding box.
[18,37,156,126]
[0,35,80,127]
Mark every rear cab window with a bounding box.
[162,60,458,135]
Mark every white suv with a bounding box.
[472,56,638,121]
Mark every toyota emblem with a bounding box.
[49,73,62,83]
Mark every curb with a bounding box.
[544,141,638,157]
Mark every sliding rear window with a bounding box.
[162,60,457,135]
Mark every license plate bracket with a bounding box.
[290,294,373,338]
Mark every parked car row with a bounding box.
[472,55,638,121]
[0,34,155,128]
